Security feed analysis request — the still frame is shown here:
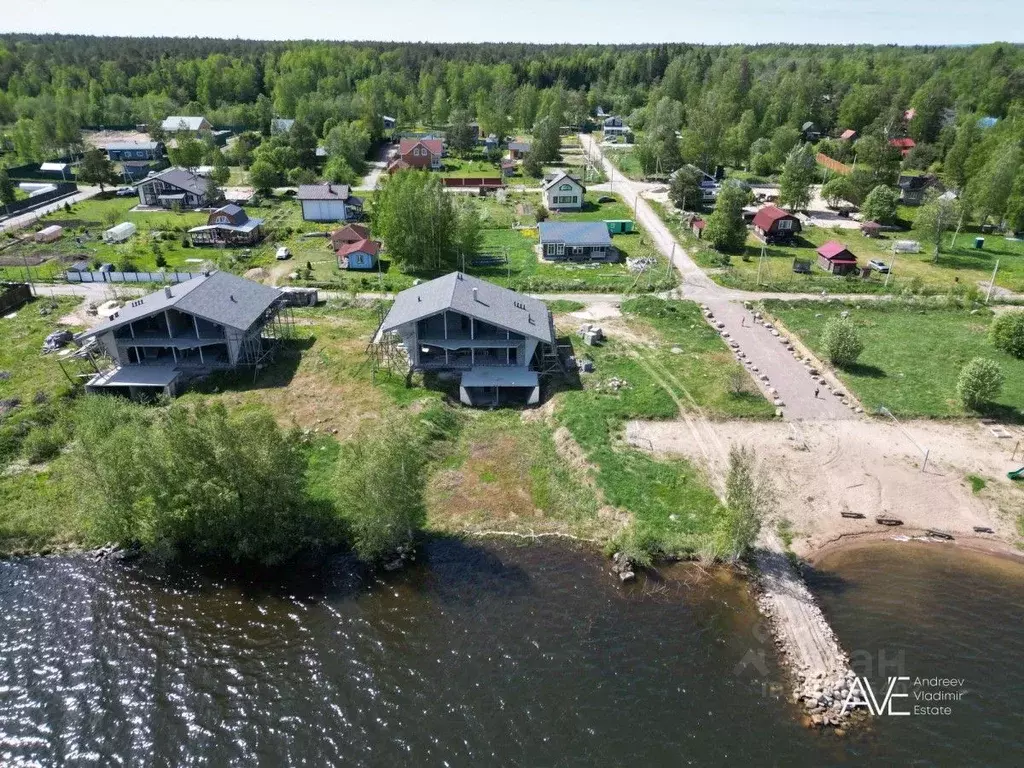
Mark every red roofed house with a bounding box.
[816,241,858,275]
[839,129,858,141]
[890,137,916,157]
[393,138,443,170]
[752,205,802,244]
[337,238,381,270]
[330,223,370,250]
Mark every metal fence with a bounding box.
[67,270,205,284]
[1,183,80,218]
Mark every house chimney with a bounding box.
[164,286,172,299]
[472,287,479,302]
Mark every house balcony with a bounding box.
[116,330,227,348]
[416,336,522,348]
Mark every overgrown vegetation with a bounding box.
[821,316,864,368]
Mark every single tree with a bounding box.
[860,185,901,224]
[372,170,462,271]
[169,135,205,172]
[0,168,16,211]
[724,446,775,561]
[915,191,962,262]
[521,152,542,179]
[778,143,815,211]
[749,138,774,177]
[989,312,1024,359]
[447,108,476,155]
[669,165,703,211]
[704,182,749,252]
[77,148,116,191]
[248,159,280,195]
[820,176,855,209]
[821,316,864,368]
[531,114,561,163]
[957,358,1004,410]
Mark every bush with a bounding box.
[71,398,336,564]
[989,312,1024,359]
[957,357,1004,409]
[821,315,864,367]
[724,446,774,561]
[334,413,430,564]
[22,425,67,464]
[535,205,549,223]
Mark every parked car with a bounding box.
[115,187,136,197]
[275,246,291,260]
[867,259,890,273]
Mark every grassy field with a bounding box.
[440,154,502,178]
[603,147,647,180]
[648,198,1024,296]
[289,191,678,294]
[765,301,1024,420]
[555,297,773,556]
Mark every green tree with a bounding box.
[668,165,703,211]
[521,152,542,178]
[324,156,357,185]
[531,114,561,163]
[248,159,280,194]
[967,142,1020,224]
[209,148,231,185]
[821,316,864,368]
[860,185,900,224]
[821,176,855,208]
[749,137,774,176]
[724,446,774,562]
[778,143,815,210]
[72,398,335,565]
[169,135,205,172]
[334,413,428,564]
[957,357,1004,410]
[915,191,962,262]
[447,107,476,155]
[704,182,749,252]
[77,148,116,191]
[989,312,1024,359]
[0,168,16,211]
[372,170,461,271]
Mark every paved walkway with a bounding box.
[580,133,849,422]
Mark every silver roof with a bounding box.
[136,167,209,196]
[78,272,281,340]
[296,183,352,201]
[541,170,583,192]
[378,272,553,344]
[537,221,611,246]
[161,116,209,131]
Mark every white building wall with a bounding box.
[301,199,347,222]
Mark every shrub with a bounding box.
[154,254,168,268]
[22,425,67,464]
[989,312,1024,359]
[71,398,336,564]
[957,357,1003,410]
[334,413,429,564]
[535,205,549,223]
[724,446,774,561]
[821,315,864,367]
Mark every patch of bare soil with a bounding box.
[626,418,1024,556]
[57,298,93,327]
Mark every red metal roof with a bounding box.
[331,223,370,242]
[889,137,916,149]
[751,205,796,230]
[399,138,444,155]
[336,238,381,257]
[839,129,857,140]
[817,240,854,260]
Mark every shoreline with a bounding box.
[801,528,1024,567]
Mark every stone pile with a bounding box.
[610,551,636,582]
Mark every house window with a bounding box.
[569,196,578,204]
[558,184,573,191]
[777,219,793,231]
[546,243,556,255]
[555,243,565,256]
[572,246,583,255]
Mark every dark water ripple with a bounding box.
[0,539,1022,767]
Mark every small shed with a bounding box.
[35,225,63,243]
[103,222,137,244]
[337,238,381,270]
[861,221,882,238]
[816,241,858,275]
[605,219,634,234]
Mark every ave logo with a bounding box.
[841,676,911,716]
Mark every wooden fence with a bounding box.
[442,177,505,189]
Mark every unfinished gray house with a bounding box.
[374,273,556,406]
[76,271,287,399]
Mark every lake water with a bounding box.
[0,539,1021,766]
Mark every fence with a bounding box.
[815,153,852,176]
[0,283,32,314]
[442,177,505,189]
[1,183,80,218]
[67,270,205,284]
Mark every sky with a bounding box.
[4,0,1023,46]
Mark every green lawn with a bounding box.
[765,301,1024,420]
[604,147,647,180]
[555,297,773,557]
[439,154,501,178]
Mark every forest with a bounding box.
[1,35,1023,221]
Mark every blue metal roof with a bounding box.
[537,221,612,247]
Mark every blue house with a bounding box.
[337,238,381,270]
[106,141,165,162]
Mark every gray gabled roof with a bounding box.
[77,272,281,340]
[538,221,611,247]
[377,272,553,344]
[136,167,209,196]
[296,183,352,201]
[508,140,531,152]
[106,141,162,151]
[271,118,296,132]
[162,116,210,131]
[541,170,584,192]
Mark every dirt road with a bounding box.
[1,186,104,234]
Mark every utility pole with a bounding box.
[986,260,1000,303]
[884,246,898,288]
[756,242,766,286]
